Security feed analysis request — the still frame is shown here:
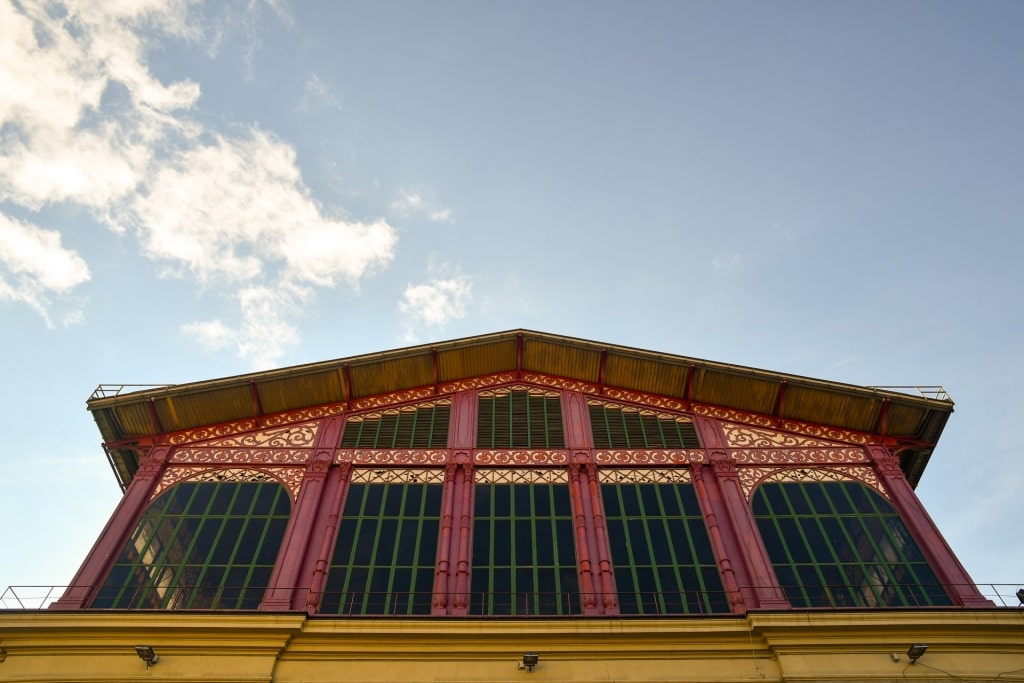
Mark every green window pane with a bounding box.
[752,481,953,608]
[92,480,291,610]
[322,482,442,615]
[588,404,701,449]
[477,391,565,448]
[470,483,579,615]
[602,481,728,615]
[340,404,451,448]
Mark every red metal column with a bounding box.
[432,462,458,615]
[301,461,352,613]
[446,389,477,616]
[690,463,745,613]
[582,462,617,613]
[569,463,599,614]
[51,445,170,610]
[260,416,343,611]
[869,445,993,607]
[695,416,789,609]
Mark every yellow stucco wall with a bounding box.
[1,610,1022,682]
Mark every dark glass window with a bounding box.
[471,479,579,615]
[602,477,728,614]
[322,477,443,615]
[92,480,291,609]
[590,403,700,449]
[340,402,450,448]
[752,480,952,608]
[477,390,564,448]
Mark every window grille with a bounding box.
[470,472,579,615]
[589,402,700,449]
[92,481,290,609]
[321,478,443,615]
[340,401,450,448]
[477,389,564,448]
[601,471,728,614]
[752,481,951,608]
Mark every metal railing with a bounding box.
[4,583,1021,613]
[90,384,174,400]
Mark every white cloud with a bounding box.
[399,270,472,341]
[0,213,91,327]
[711,253,743,272]
[183,284,307,370]
[0,1,400,367]
[391,190,454,224]
[297,73,342,113]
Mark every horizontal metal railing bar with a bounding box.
[4,583,1022,612]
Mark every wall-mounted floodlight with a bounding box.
[907,644,928,664]
[1016,588,1024,604]
[519,652,539,672]
[135,645,159,669]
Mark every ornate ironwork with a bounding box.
[730,448,868,465]
[473,468,569,484]
[598,468,692,484]
[263,403,347,426]
[738,466,886,500]
[521,373,599,394]
[474,450,569,465]
[348,468,447,484]
[778,420,870,445]
[152,466,305,500]
[167,420,258,445]
[478,385,560,399]
[438,372,516,393]
[690,405,774,427]
[351,387,437,410]
[724,425,839,448]
[169,448,312,464]
[601,388,686,412]
[588,399,696,423]
[187,424,317,448]
[345,398,452,422]
[594,449,705,465]
[339,450,448,465]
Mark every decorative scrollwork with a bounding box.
[438,373,516,393]
[478,385,560,398]
[473,468,569,484]
[520,374,598,394]
[352,387,436,411]
[168,420,258,445]
[690,405,774,427]
[152,466,305,500]
[349,468,447,484]
[474,450,569,465]
[724,425,837,448]
[594,450,705,465]
[189,424,317,448]
[730,448,868,465]
[170,448,312,464]
[598,468,691,484]
[738,466,886,501]
[345,399,452,423]
[778,421,870,445]
[341,450,448,465]
[588,399,696,424]
[601,388,686,412]
[263,403,347,426]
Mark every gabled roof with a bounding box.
[87,329,953,490]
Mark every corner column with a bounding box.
[51,445,170,610]
[870,446,993,607]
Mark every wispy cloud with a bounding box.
[297,73,342,113]
[391,190,454,224]
[0,214,91,327]
[0,0,397,366]
[711,253,743,272]
[399,269,472,342]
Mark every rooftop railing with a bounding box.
[3,583,1022,613]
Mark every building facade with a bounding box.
[1,330,1020,682]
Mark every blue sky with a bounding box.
[1,0,1022,599]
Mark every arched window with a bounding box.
[92,479,291,609]
[752,479,951,607]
